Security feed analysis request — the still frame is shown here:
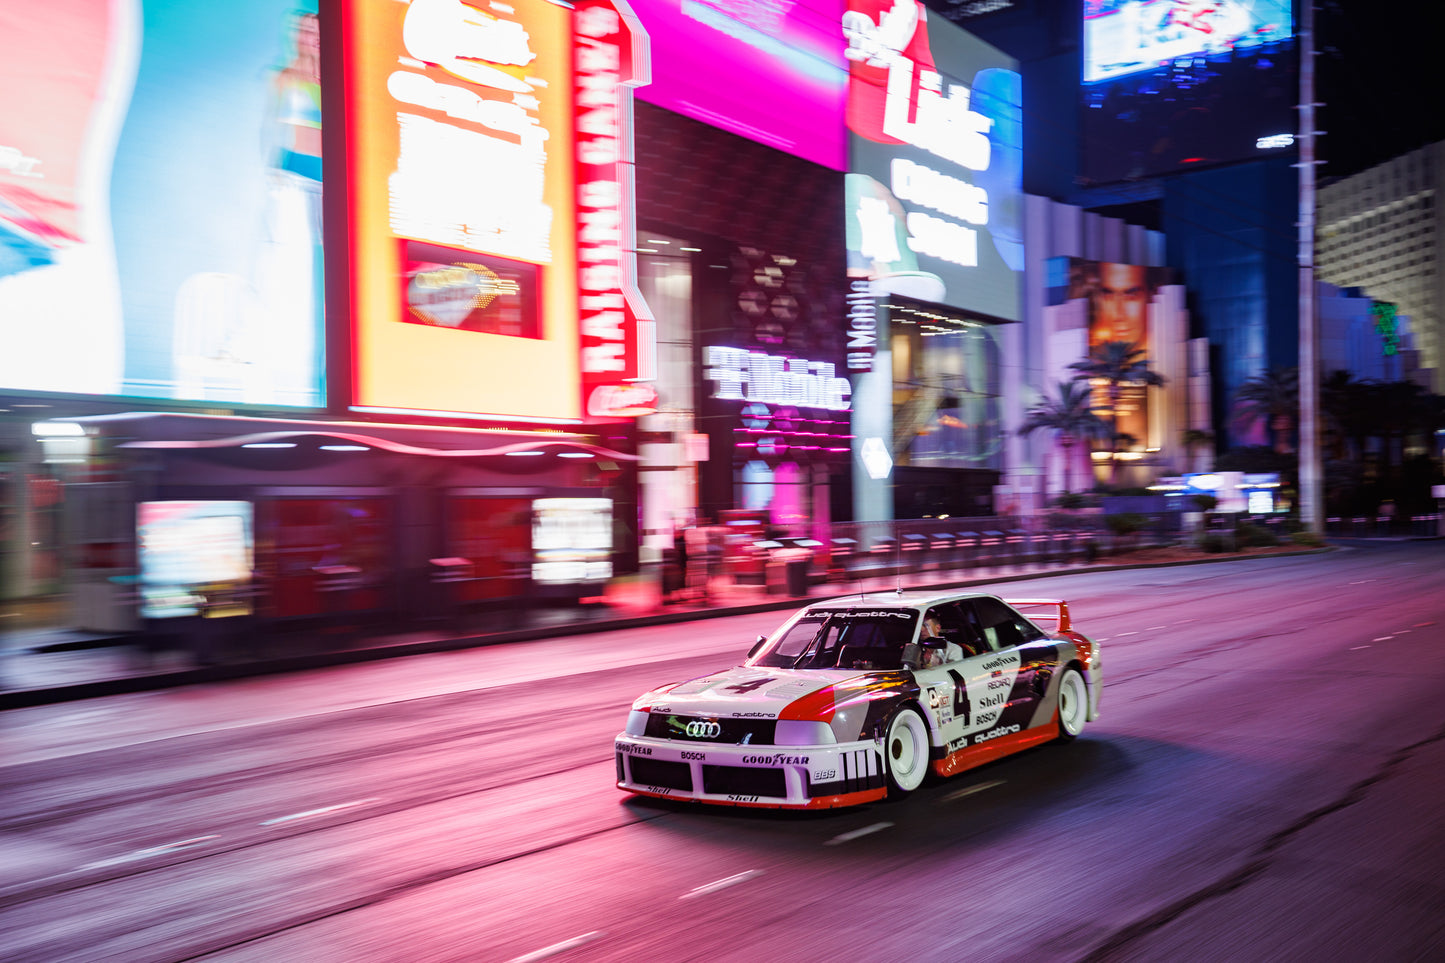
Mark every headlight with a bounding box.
[624,710,648,736]
[774,720,835,746]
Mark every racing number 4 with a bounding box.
[947,669,971,727]
[724,677,775,694]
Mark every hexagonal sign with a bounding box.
[860,437,893,480]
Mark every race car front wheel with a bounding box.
[1055,667,1087,742]
[884,707,929,796]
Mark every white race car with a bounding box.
[616,590,1101,809]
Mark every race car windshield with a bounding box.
[749,610,919,670]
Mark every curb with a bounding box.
[0,547,1334,710]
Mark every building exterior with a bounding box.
[0,0,660,621]
[1011,195,1208,506]
[1317,141,1445,393]
[1318,283,1431,387]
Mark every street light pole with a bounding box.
[1297,0,1323,533]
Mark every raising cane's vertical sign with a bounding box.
[343,0,653,423]
[573,0,656,421]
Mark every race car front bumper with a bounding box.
[614,734,887,809]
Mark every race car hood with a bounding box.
[636,665,875,719]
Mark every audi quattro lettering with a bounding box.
[615,590,1101,809]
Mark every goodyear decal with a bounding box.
[967,649,1021,732]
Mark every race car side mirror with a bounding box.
[900,642,921,669]
[747,635,766,658]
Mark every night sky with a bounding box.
[1316,0,1443,178]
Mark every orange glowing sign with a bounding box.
[344,0,580,421]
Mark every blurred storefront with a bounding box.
[60,413,635,634]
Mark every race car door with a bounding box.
[911,601,990,753]
[965,596,1058,734]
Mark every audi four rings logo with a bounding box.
[685,721,722,738]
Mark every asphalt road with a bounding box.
[1,541,1442,963]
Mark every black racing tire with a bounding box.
[883,706,930,796]
[1055,667,1087,742]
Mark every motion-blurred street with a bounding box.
[2,541,1442,962]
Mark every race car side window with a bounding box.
[965,597,1045,651]
[932,600,987,656]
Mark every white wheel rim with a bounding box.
[888,711,928,791]
[1059,671,1086,735]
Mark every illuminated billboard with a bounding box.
[1081,0,1297,183]
[138,501,255,619]
[632,0,849,170]
[843,0,1023,321]
[343,0,652,423]
[1057,256,1172,450]
[0,0,325,406]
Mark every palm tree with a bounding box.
[1180,428,1214,473]
[1231,367,1298,454]
[1018,380,1111,495]
[1068,341,1167,485]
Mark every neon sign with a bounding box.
[1372,301,1400,357]
[705,346,852,411]
[845,279,877,372]
[574,0,655,420]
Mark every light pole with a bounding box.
[1297,0,1324,533]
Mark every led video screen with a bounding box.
[844,0,1023,321]
[0,0,325,407]
[1081,0,1297,183]
[632,0,849,170]
[138,500,254,619]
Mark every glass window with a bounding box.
[967,596,1046,650]
[749,609,919,669]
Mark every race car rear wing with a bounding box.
[1006,598,1073,634]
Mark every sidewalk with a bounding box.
[0,545,1340,710]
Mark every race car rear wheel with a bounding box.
[1056,667,1087,742]
[884,707,929,796]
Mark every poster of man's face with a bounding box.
[1066,259,1170,353]
[1065,259,1171,453]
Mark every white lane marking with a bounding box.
[1349,579,1377,584]
[260,798,378,827]
[507,931,604,963]
[1372,637,1394,643]
[1350,645,1370,650]
[83,834,220,870]
[1114,631,1138,637]
[680,869,763,900]
[1145,625,1167,630]
[825,821,893,846]
[939,779,1005,804]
